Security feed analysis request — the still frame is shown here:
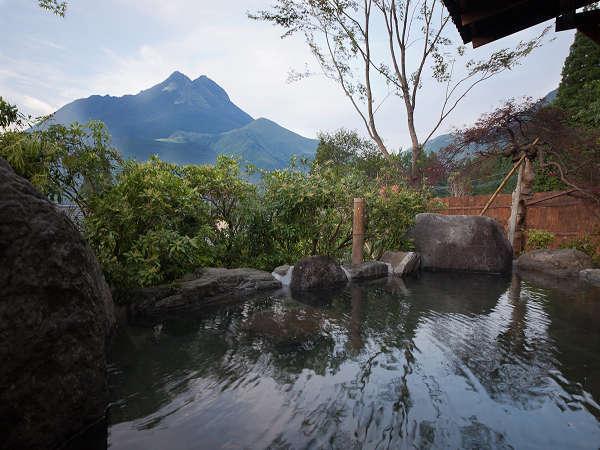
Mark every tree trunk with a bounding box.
[405,101,421,184]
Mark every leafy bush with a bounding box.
[82,154,434,288]
[84,157,213,288]
[260,163,432,264]
[183,155,259,268]
[525,229,555,251]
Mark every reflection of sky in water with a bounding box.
[106,273,600,450]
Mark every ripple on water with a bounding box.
[105,273,600,450]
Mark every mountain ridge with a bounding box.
[48,71,317,169]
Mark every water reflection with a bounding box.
[105,273,600,450]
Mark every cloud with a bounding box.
[21,95,56,115]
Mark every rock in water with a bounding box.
[290,256,348,290]
[272,265,293,286]
[128,267,281,317]
[343,261,388,280]
[580,269,600,286]
[0,158,115,449]
[409,213,513,274]
[517,249,593,278]
[380,251,421,276]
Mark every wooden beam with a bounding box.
[460,0,526,26]
[480,154,526,216]
[525,189,577,206]
[556,8,600,31]
[446,0,597,46]
[556,8,600,45]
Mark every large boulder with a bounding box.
[0,158,115,449]
[290,256,348,290]
[128,267,281,317]
[408,213,513,274]
[517,249,593,278]
[381,251,421,276]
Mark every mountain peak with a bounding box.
[166,71,191,82]
[48,73,317,170]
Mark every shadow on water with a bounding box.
[99,272,600,450]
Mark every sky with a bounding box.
[0,0,575,150]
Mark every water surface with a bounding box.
[107,273,600,449]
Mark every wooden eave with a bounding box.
[442,0,600,47]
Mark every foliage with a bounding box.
[261,162,432,263]
[525,229,555,251]
[0,120,122,215]
[38,0,67,16]
[84,157,214,288]
[312,129,406,181]
[440,99,600,201]
[556,32,600,129]
[83,153,432,288]
[0,97,21,130]
[183,156,264,268]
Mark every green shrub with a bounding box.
[525,229,555,251]
[84,157,213,288]
[260,164,432,264]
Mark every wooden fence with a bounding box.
[435,190,600,248]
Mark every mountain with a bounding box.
[48,71,318,169]
[423,88,559,155]
[423,133,456,154]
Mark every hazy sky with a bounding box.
[0,0,575,149]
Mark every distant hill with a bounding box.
[424,89,558,155]
[48,71,318,169]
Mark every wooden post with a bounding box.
[352,198,365,267]
[507,162,524,248]
[508,156,536,255]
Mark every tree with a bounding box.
[441,98,600,204]
[250,0,546,182]
[556,31,600,129]
[0,120,122,216]
[0,97,21,129]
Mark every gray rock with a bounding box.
[381,251,421,276]
[344,261,388,280]
[408,213,513,274]
[272,265,293,286]
[517,249,593,278]
[0,158,115,449]
[290,256,348,290]
[273,265,292,277]
[580,269,600,286]
[129,267,281,317]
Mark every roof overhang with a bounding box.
[442,0,600,47]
